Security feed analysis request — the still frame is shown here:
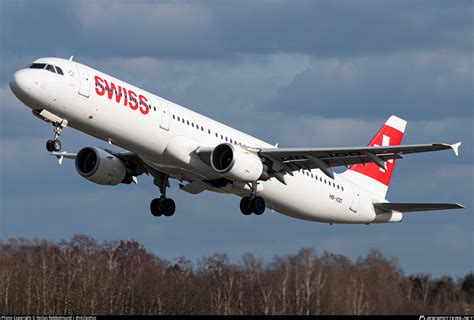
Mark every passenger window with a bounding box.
[208,129,211,134]
[46,65,56,73]
[187,120,189,125]
[55,66,64,75]
[191,122,194,128]
[215,133,218,137]
[177,116,180,121]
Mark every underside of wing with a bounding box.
[373,202,465,213]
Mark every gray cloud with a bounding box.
[264,51,473,120]
[1,1,472,61]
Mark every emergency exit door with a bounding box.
[160,103,170,130]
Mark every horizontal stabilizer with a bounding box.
[374,202,465,213]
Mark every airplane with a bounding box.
[9,57,464,224]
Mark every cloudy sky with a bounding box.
[0,0,472,277]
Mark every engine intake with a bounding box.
[210,143,264,182]
[75,147,129,185]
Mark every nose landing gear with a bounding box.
[240,181,266,215]
[46,120,68,152]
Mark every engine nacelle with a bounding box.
[210,143,264,182]
[75,147,128,186]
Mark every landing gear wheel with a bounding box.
[161,198,176,216]
[240,197,252,215]
[150,174,176,218]
[150,197,175,217]
[251,196,266,215]
[52,139,62,152]
[46,120,67,153]
[150,198,163,217]
[46,140,54,152]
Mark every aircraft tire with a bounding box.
[150,198,162,217]
[251,196,265,215]
[53,139,62,152]
[240,197,253,215]
[46,140,54,152]
[161,198,176,217]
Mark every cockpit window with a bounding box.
[28,63,64,76]
[46,64,56,73]
[30,63,47,69]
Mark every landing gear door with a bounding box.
[76,65,90,98]
[160,102,170,131]
[349,183,360,213]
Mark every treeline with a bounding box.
[0,235,472,315]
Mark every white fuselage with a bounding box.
[10,57,395,224]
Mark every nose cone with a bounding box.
[10,69,29,95]
[10,69,36,105]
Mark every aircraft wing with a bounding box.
[373,202,465,212]
[258,142,461,179]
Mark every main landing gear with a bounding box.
[240,182,266,216]
[46,120,68,152]
[150,174,176,217]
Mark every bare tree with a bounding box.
[0,236,469,315]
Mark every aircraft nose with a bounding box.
[10,69,30,95]
[9,69,38,105]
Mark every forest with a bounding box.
[0,235,472,315]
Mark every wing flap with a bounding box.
[373,202,465,213]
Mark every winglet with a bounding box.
[451,142,462,156]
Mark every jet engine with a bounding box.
[210,143,264,182]
[75,147,131,185]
